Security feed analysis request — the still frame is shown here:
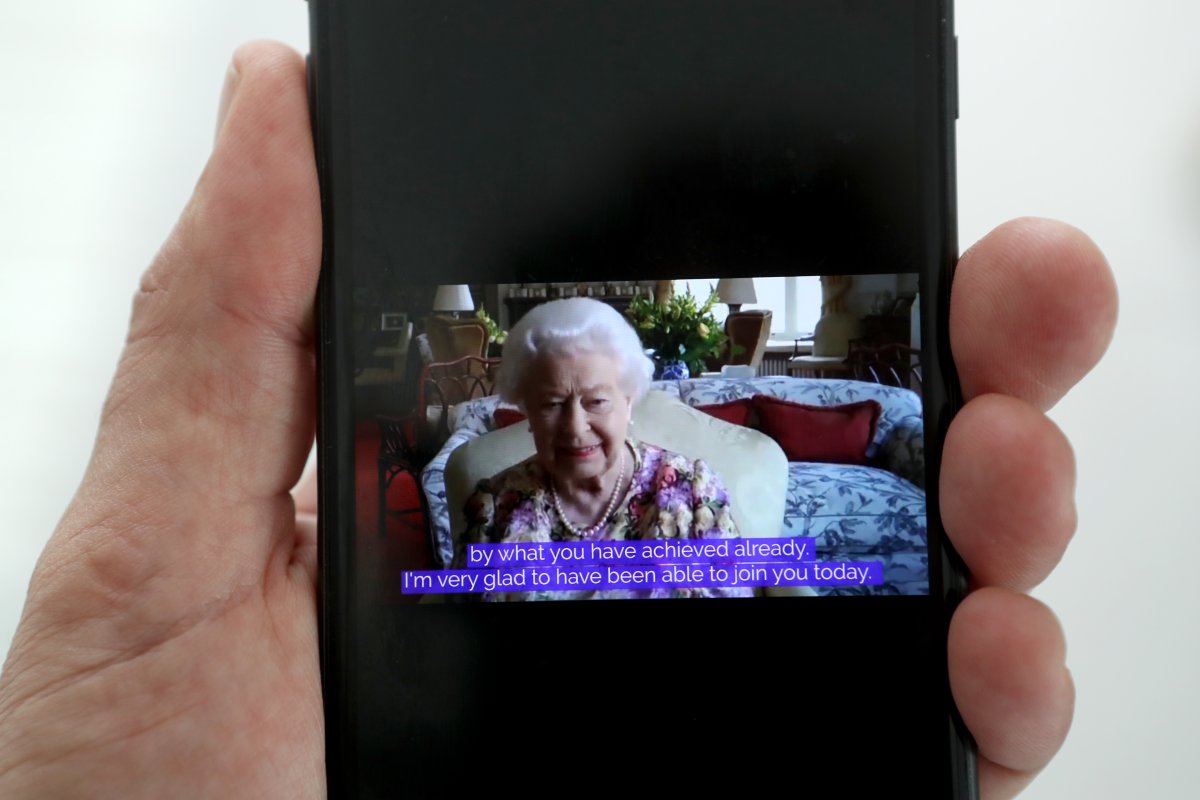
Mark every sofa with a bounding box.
[420,376,928,596]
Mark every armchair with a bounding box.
[706,310,772,372]
[424,315,489,362]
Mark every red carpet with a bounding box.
[356,421,435,602]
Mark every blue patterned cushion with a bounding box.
[780,461,927,595]
[422,427,477,568]
[782,462,926,551]
[877,414,925,490]
[648,379,682,398]
[447,396,508,437]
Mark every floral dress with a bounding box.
[453,439,756,601]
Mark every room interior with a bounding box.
[353,275,927,602]
[352,274,920,416]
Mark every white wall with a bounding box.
[959,4,1200,797]
[1,2,1197,796]
[0,1,309,650]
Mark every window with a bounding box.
[673,276,823,339]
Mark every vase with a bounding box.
[657,359,690,380]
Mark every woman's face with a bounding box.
[520,350,632,487]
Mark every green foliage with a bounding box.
[625,286,730,376]
[475,308,506,344]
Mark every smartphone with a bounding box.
[309,1,969,796]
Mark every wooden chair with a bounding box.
[423,315,489,362]
[417,356,503,444]
[844,341,922,394]
[375,414,428,538]
[376,356,502,538]
[706,310,772,372]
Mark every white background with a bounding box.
[1,2,1197,796]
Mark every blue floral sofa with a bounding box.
[420,376,928,595]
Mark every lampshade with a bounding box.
[715,278,756,305]
[432,284,474,312]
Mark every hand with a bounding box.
[0,43,323,797]
[0,41,1117,798]
[944,216,1116,796]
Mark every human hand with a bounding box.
[944,217,1117,796]
[0,41,1116,799]
[0,42,323,797]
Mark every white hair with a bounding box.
[497,297,654,405]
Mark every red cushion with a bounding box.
[750,396,882,464]
[493,407,527,429]
[695,398,753,426]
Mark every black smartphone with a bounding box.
[309,1,969,796]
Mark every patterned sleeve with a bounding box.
[676,457,753,599]
[452,480,496,569]
[688,458,740,539]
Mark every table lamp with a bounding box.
[715,278,756,313]
[432,284,474,318]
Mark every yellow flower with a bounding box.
[697,323,709,338]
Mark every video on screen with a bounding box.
[353,274,928,602]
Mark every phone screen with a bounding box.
[312,0,966,795]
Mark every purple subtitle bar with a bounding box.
[401,561,883,594]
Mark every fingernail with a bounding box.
[214,60,241,147]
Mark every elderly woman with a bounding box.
[453,297,754,601]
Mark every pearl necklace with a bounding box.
[550,448,627,539]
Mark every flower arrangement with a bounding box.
[624,286,731,377]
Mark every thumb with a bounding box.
[29,41,321,617]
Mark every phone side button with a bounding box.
[952,35,960,120]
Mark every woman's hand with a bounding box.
[0,41,1116,798]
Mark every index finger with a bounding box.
[950,217,1118,410]
[941,217,1116,590]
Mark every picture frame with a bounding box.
[380,311,408,331]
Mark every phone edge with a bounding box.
[926,1,979,797]
[309,2,978,796]
[309,1,356,797]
